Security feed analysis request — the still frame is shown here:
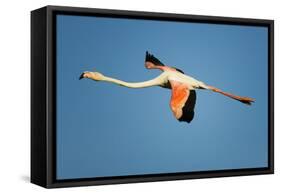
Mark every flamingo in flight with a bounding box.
[79,52,254,123]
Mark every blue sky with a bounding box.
[56,14,268,179]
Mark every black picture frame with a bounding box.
[31,5,274,188]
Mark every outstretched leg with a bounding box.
[207,86,255,105]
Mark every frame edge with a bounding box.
[31,6,48,188]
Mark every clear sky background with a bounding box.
[56,14,268,180]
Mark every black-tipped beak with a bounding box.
[79,72,85,80]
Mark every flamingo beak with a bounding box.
[79,72,85,80]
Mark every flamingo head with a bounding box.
[79,71,104,81]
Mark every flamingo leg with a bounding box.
[208,86,255,105]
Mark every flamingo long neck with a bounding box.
[101,75,161,88]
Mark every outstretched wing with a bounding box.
[145,51,185,74]
[169,80,196,123]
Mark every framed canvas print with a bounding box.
[31,5,274,188]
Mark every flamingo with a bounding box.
[79,51,254,123]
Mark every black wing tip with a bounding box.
[178,90,196,124]
[145,51,164,66]
[178,111,195,123]
[173,67,185,74]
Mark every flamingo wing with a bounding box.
[145,51,165,66]
[169,80,196,123]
